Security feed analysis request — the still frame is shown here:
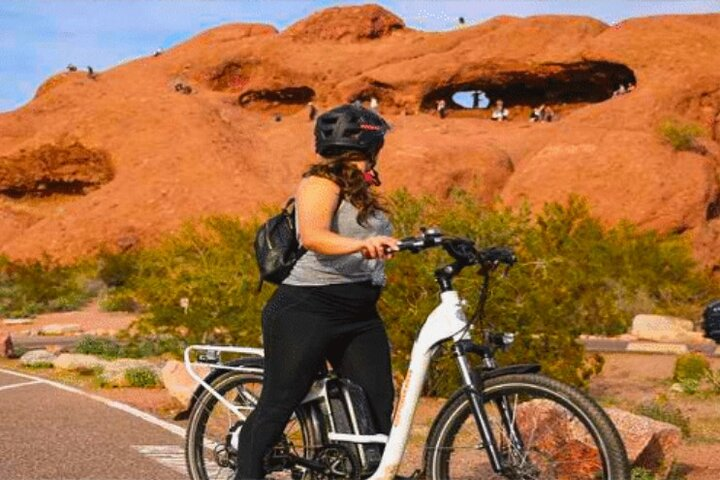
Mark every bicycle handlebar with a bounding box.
[394,228,517,269]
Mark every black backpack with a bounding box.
[254,199,306,289]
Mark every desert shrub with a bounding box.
[97,250,138,287]
[114,333,186,358]
[673,353,710,382]
[124,366,160,388]
[98,190,717,395]
[118,215,269,347]
[24,361,54,369]
[75,336,122,359]
[0,255,94,317]
[631,468,656,480]
[383,190,716,392]
[659,119,706,152]
[99,288,139,312]
[635,399,691,437]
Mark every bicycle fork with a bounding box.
[452,345,525,474]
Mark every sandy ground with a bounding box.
[2,301,137,336]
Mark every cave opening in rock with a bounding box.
[421,61,637,115]
[238,86,316,113]
[1,180,96,199]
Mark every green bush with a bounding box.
[659,119,706,152]
[99,288,139,312]
[673,353,710,382]
[72,190,717,395]
[635,399,691,437]
[97,250,138,288]
[124,366,159,388]
[75,335,122,359]
[24,361,54,369]
[0,255,94,318]
[631,468,656,480]
[74,334,185,359]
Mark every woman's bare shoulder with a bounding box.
[297,175,340,197]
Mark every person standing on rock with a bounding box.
[307,102,317,121]
[234,104,398,480]
[491,99,509,121]
[436,99,447,118]
[370,96,379,112]
[472,91,481,109]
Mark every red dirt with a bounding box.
[0,6,719,267]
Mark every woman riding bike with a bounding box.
[234,104,399,480]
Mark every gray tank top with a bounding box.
[284,199,393,286]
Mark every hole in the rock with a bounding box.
[1,180,96,199]
[0,141,114,199]
[707,196,720,220]
[238,86,316,113]
[421,61,637,115]
[452,90,490,109]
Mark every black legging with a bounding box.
[235,282,395,479]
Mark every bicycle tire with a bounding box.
[423,373,630,480]
[185,366,322,480]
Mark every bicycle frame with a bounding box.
[184,289,492,479]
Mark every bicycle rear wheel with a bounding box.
[185,367,321,480]
[424,373,630,480]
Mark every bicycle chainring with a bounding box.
[312,444,360,480]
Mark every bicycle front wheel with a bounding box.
[424,373,630,480]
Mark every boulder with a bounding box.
[514,401,681,479]
[20,349,56,367]
[99,359,161,387]
[0,331,13,358]
[2,318,34,325]
[39,323,83,336]
[53,353,107,372]
[161,360,211,406]
[631,314,709,344]
[606,407,682,478]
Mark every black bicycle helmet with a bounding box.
[314,104,390,159]
[702,299,720,343]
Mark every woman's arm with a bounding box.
[296,176,397,258]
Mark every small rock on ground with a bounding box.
[20,349,57,366]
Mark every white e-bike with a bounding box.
[183,229,630,480]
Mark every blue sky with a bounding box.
[1,1,718,112]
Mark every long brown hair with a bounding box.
[303,150,386,225]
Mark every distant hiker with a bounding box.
[491,99,509,121]
[175,82,192,94]
[543,105,556,122]
[87,66,96,79]
[153,48,163,57]
[370,97,379,111]
[436,99,447,119]
[529,105,544,122]
[308,102,317,121]
[472,91,480,109]
[66,64,77,72]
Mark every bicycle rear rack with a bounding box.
[184,345,264,419]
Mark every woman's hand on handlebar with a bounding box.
[359,236,399,260]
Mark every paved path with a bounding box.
[0,368,191,480]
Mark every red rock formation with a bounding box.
[0,5,718,266]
